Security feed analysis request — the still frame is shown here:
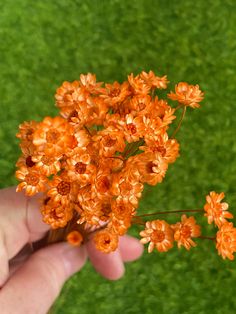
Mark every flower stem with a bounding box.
[171,105,186,138]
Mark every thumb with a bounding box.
[0,242,87,314]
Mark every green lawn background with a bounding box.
[1,0,236,313]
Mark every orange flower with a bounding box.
[16,120,38,141]
[73,129,91,149]
[33,116,73,155]
[65,101,93,127]
[55,80,81,110]
[140,220,174,253]
[107,199,135,236]
[171,215,201,250]
[140,71,169,89]
[99,156,124,173]
[137,152,168,186]
[118,114,145,143]
[32,153,61,176]
[91,170,112,200]
[102,81,131,108]
[77,204,101,225]
[88,97,109,126]
[94,228,119,253]
[66,152,96,184]
[108,216,131,236]
[168,82,204,108]
[92,128,126,157]
[111,198,136,219]
[141,131,179,164]
[204,191,233,227]
[111,171,143,207]
[77,196,112,225]
[41,198,73,229]
[128,73,150,95]
[216,222,236,260]
[129,94,152,113]
[16,167,47,196]
[67,231,83,246]
[79,73,104,94]
[99,201,113,222]
[47,174,74,205]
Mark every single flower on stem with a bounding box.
[140,220,174,253]
[216,222,236,260]
[204,191,233,228]
[171,215,201,250]
[168,82,204,108]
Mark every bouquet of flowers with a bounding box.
[15,71,236,260]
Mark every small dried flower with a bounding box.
[171,215,201,250]
[216,222,236,260]
[16,167,47,196]
[94,229,119,253]
[204,191,233,227]
[140,220,174,253]
[168,82,204,108]
[67,231,83,246]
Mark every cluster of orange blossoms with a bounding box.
[15,71,236,260]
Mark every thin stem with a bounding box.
[132,221,146,226]
[84,125,92,136]
[151,88,155,98]
[106,156,124,162]
[123,139,145,159]
[134,209,204,218]
[171,105,186,138]
[175,104,182,111]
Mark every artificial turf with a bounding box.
[1,0,236,313]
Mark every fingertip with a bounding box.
[119,235,144,262]
[86,240,125,280]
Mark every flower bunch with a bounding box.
[15,71,236,260]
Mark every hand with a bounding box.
[0,187,143,314]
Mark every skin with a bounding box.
[0,187,143,314]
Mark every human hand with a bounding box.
[0,187,143,314]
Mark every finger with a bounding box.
[119,235,144,262]
[0,242,87,314]
[86,239,125,280]
[0,187,49,261]
[0,236,9,286]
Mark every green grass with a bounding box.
[1,0,236,313]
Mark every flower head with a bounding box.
[216,222,236,260]
[94,229,119,253]
[16,167,47,196]
[204,191,233,227]
[41,198,73,229]
[168,82,204,108]
[67,231,83,246]
[140,71,169,89]
[140,220,174,253]
[171,215,201,250]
